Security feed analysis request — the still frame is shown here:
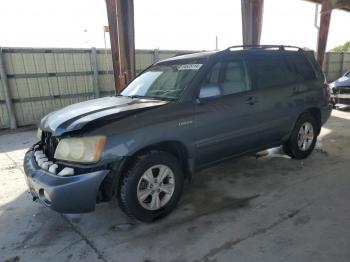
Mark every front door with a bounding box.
[194,57,261,167]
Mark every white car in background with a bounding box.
[329,70,350,109]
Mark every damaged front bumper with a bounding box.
[23,147,110,213]
[331,89,350,108]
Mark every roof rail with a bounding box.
[225,45,303,52]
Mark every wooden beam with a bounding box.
[316,0,333,67]
[117,0,135,84]
[105,0,122,92]
[105,0,135,93]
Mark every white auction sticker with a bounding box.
[177,64,203,70]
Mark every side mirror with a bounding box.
[198,84,221,100]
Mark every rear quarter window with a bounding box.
[247,53,296,89]
[287,52,317,81]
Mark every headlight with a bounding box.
[54,136,106,163]
[37,128,42,140]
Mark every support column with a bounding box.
[105,0,135,93]
[0,47,17,129]
[91,47,100,98]
[116,0,135,83]
[106,0,121,93]
[241,0,264,46]
[316,1,333,67]
[153,49,160,63]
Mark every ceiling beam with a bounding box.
[305,0,350,12]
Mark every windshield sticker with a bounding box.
[177,64,203,70]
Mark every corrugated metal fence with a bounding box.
[0,48,349,129]
[0,48,192,129]
[324,52,350,82]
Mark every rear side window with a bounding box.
[247,53,296,89]
[288,52,317,81]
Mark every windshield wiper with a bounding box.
[116,94,142,99]
[127,95,142,99]
[124,94,175,101]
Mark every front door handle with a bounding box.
[246,96,258,105]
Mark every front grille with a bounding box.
[335,87,350,94]
[41,131,58,160]
[339,87,350,94]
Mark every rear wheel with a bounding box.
[118,150,184,222]
[283,113,318,159]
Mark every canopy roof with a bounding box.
[305,0,350,12]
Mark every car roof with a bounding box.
[158,45,305,64]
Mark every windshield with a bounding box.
[120,62,203,100]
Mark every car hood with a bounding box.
[40,96,168,136]
[330,76,350,88]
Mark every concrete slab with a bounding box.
[0,110,350,262]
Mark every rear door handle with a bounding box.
[246,96,258,105]
[293,85,303,94]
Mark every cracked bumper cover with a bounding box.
[23,149,110,213]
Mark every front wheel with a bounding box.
[118,151,184,222]
[283,113,319,159]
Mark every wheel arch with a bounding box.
[283,107,321,159]
[285,107,322,143]
[99,140,193,202]
[304,107,322,135]
[121,140,194,181]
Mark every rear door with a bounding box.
[194,56,261,166]
[245,51,302,145]
[286,51,322,109]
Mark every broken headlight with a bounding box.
[37,128,42,140]
[54,136,106,163]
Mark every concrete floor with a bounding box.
[0,110,350,262]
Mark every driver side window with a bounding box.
[201,60,250,96]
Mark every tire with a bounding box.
[283,113,319,159]
[118,150,184,222]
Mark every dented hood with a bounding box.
[39,96,168,136]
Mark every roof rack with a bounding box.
[225,45,303,52]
